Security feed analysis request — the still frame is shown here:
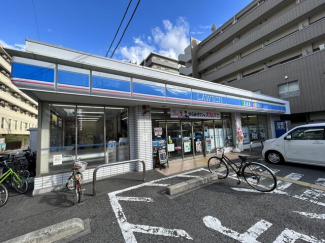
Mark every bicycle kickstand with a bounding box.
[236,174,241,185]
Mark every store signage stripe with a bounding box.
[192,100,226,106]
[166,97,192,102]
[57,84,89,90]
[92,88,130,95]
[133,93,166,99]
[11,78,55,86]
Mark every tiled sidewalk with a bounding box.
[158,148,263,175]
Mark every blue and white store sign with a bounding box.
[10,56,287,114]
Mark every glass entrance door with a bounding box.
[193,121,203,156]
[166,121,182,160]
[204,120,215,154]
[182,122,194,158]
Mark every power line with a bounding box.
[32,0,41,40]
[105,0,133,57]
[110,0,141,59]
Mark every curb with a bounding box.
[3,218,88,243]
[166,173,218,196]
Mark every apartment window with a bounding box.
[278,81,300,98]
[8,119,11,130]
[25,123,27,131]
[1,117,4,129]
[15,120,17,130]
[20,121,22,130]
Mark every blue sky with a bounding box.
[1,0,251,63]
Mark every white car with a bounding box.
[262,123,325,167]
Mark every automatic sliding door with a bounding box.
[166,121,182,160]
[182,122,193,158]
[193,121,203,156]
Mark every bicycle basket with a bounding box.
[75,161,87,172]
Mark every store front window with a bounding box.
[40,103,128,175]
[241,114,268,144]
[152,112,233,160]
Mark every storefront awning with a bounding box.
[6,39,290,114]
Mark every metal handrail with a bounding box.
[250,140,265,155]
[93,159,146,196]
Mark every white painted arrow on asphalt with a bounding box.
[203,216,272,243]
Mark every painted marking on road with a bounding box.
[277,173,304,190]
[203,216,272,243]
[231,187,287,194]
[273,228,325,243]
[108,168,207,242]
[293,211,325,220]
[316,178,325,187]
[293,189,325,207]
[130,224,193,240]
[176,175,199,178]
[116,197,154,202]
[146,183,170,187]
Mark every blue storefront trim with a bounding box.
[11,62,54,83]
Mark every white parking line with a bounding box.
[116,196,154,202]
[293,211,325,220]
[108,168,207,242]
[277,173,304,190]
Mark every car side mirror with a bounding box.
[285,134,292,140]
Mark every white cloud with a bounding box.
[118,17,190,63]
[191,31,204,35]
[200,25,212,29]
[119,37,155,64]
[0,40,26,50]
[47,28,53,32]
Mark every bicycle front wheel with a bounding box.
[208,157,229,179]
[242,162,277,192]
[0,184,8,207]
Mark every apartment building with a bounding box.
[0,45,38,148]
[140,52,179,74]
[179,0,325,126]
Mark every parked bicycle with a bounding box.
[0,156,29,207]
[208,142,277,192]
[65,155,87,203]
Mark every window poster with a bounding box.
[196,141,202,153]
[184,141,191,153]
[53,154,62,165]
[167,143,175,152]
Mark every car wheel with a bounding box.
[266,151,283,164]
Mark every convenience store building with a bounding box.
[7,40,290,194]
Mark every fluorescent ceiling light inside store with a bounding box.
[78,120,98,122]
[51,104,76,107]
[77,112,104,114]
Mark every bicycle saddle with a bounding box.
[238,155,248,161]
[71,166,82,170]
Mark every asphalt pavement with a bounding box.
[0,150,324,243]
